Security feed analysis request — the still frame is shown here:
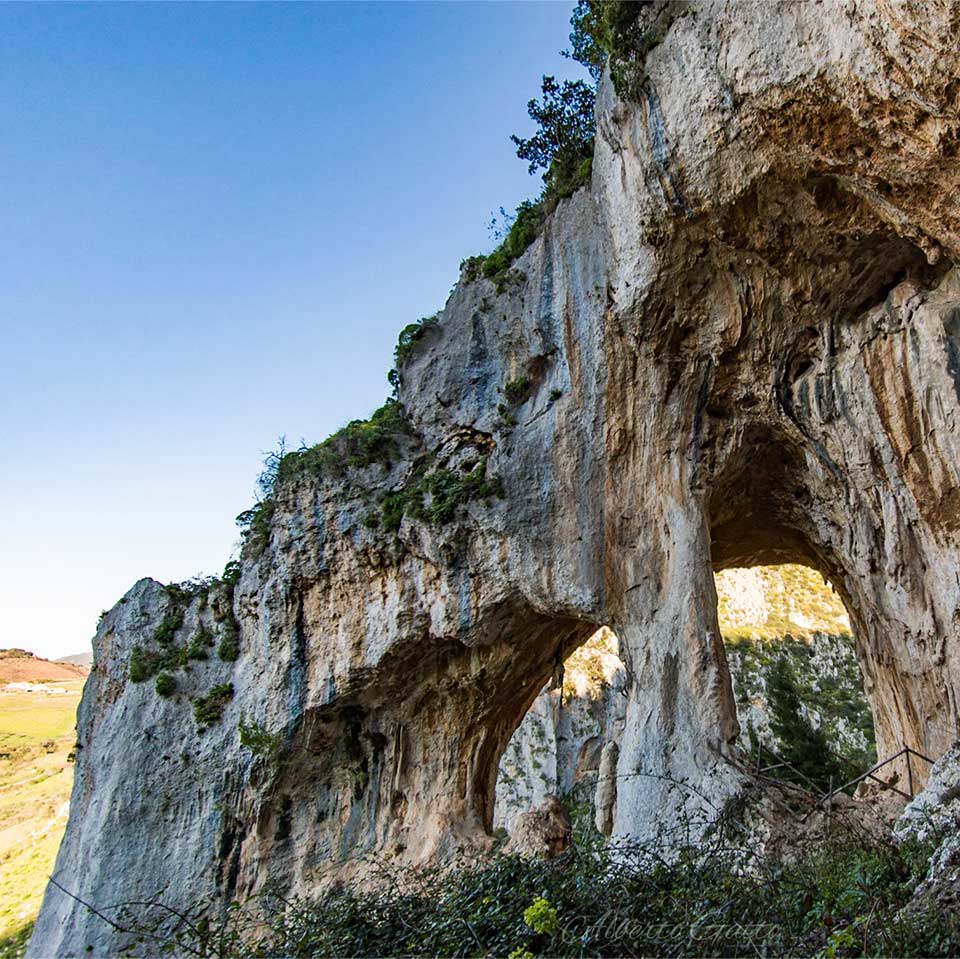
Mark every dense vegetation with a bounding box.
[727,633,877,792]
[112,806,958,958]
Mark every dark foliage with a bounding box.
[193,683,234,728]
[504,376,533,404]
[767,654,854,791]
[511,76,595,200]
[113,805,956,958]
[566,1,668,99]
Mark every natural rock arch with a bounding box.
[30,3,960,955]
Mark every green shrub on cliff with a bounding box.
[192,683,234,728]
[566,1,663,99]
[366,457,504,533]
[393,314,440,368]
[276,399,411,482]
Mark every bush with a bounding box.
[239,719,283,761]
[393,314,440,368]
[222,560,242,587]
[460,255,486,283]
[152,609,184,645]
[128,646,152,683]
[378,490,411,534]
[154,672,176,697]
[473,202,547,287]
[567,1,672,100]
[129,642,188,683]
[504,376,532,404]
[420,459,504,525]
[217,622,240,663]
[112,811,959,958]
[236,499,275,561]
[275,399,412,484]
[364,458,504,535]
[193,683,234,728]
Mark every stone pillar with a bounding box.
[594,741,620,836]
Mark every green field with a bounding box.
[0,681,84,957]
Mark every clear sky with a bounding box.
[0,1,587,660]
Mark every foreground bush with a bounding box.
[109,806,959,958]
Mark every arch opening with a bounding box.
[491,626,626,844]
[715,563,878,794]
[706,421,933,796]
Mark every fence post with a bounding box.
[906,747,914,798]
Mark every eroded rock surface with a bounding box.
[31,2,960,955]
[502,796,572,860]
[895,742,960,899]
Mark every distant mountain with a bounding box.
[0,648,88,683]
[56,652,93,669]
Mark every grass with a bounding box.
[0,684,82,760]
[0,680,83,951]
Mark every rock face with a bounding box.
[30,2,960,955]
[895,743,960,896]
[501,796,572,860]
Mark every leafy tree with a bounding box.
[510,76,595,200]
[563,0,609,82]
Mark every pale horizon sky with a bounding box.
[0,1,587,660]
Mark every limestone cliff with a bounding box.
[30,2,960,955]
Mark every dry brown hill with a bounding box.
[0,649,88,683]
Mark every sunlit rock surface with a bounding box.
[30,2,960,955]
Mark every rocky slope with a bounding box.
[30,3,960,955]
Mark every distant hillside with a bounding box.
[0,649,88,683]
[56,652,92,669]
[715,564,851,640]
[717,565,875,788]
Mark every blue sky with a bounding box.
[0,2,586,659]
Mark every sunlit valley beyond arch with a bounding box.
[494,565,877,835]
